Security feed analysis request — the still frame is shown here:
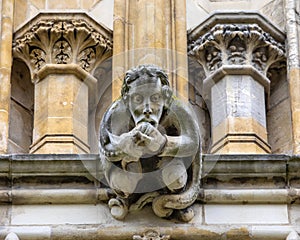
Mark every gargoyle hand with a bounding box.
[135,122,167,154]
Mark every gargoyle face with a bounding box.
[127,76,165,127]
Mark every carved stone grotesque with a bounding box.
[99,65,201,221]
[133,230,170,240]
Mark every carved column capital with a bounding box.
[188,23,285,76]
[13,13,113,81]
[188,13,287,154]
[11,13,113,154]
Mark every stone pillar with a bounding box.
[112,0,188,100]
[285,0,300,154]
[13,13,112,154]
[189,18,286,154]
[0,0,14,153]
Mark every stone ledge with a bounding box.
[0,154,299,204]
[0,153,297,178]
[0,224,298,240]
[0,188,298,205]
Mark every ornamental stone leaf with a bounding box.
[188,23,285,76]
[13,13,113,80]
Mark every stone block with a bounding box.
[0,111,9,154]
[204,204,289,224]
[32,73,89,153]
[211,75,266,128]
[81,0,94,10]
[288,157,300,187]
[47,0,80,9]
[0,68,12,105]
[30,0,45,9]
[9,203,202,226]
[0,205,10,225]
[261,0,285,30]
[203,155,287,188]
[11,204,107,225]
[267,99,293,154]
[186,0,210,30]
[209,74,269,154]
[14,0,28,33]
[290,205,300,228]
[9,100,33,153]
[11,59,34,110]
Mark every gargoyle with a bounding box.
[99,65,201,221]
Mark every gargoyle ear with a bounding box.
[162,85,173,108]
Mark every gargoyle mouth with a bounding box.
[138,119,157,126]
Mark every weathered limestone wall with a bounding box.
[261,0,285,30]
[112,0,188,101]
[0,1,299,239]
[267,67,293,154]
[186,0,292,154]
[285,0,300,154]
[8,0,292,155]
[13,0,114,31]
[187,0,285,31]
[0,0,14,154]
[0,154,299,240]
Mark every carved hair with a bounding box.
[121,65,172,105]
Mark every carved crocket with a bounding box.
[99,65,201,221]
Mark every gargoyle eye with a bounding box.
[150,93,161,103]
[132,94,143,104]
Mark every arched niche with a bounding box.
[8,58,34,153]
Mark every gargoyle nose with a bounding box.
[143,104,153,115]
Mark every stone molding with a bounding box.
[0,187,299,205]
[188,11,285,43]
[12,12,113,81]
[29,134,90,154]
[34,63,97,86]
[210,132,271,154]
[0,154,299,205]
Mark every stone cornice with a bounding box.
[188,11,285,42]
[12,12,113,81]
[0,154,299,204]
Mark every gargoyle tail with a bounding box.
[152,150,202,220]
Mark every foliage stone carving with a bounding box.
[188,24,286,76]
[13,18,113,78]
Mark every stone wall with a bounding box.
[9,0,291,155]
[0,0,300,239]
[13,0,114,31]
[186,0,284,30]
